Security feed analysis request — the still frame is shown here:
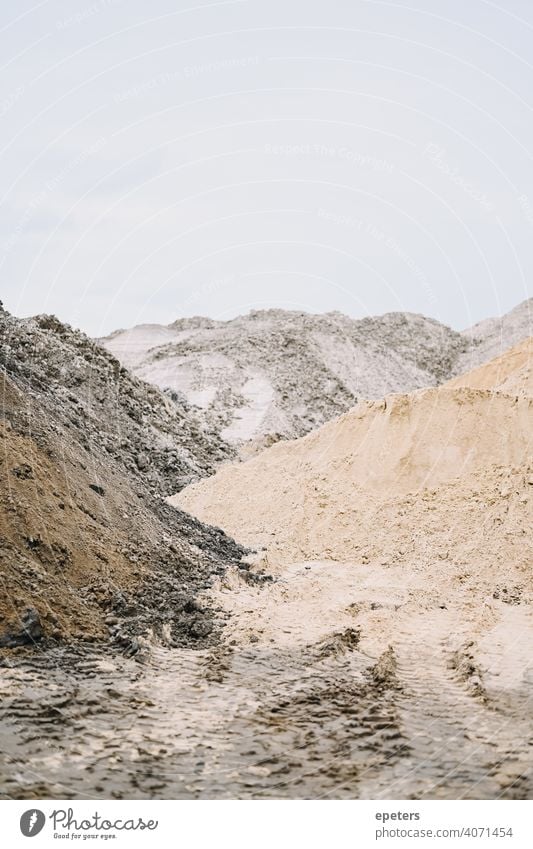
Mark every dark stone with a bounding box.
[0,608,43,648]
[89,483,105,496]
[189,619,213,638]
[12,463,34,479]
[135,454,149,471]
[183,597,203,614]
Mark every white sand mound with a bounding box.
[101,300,531,453]
[101,309,468,447]
[171,348,532,568]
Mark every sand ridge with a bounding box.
[448,337,532,396]
[172,379,532,567]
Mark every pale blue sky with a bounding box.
[1,0,532,334]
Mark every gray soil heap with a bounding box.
[101,309,470,452]
[100,299,532,454]
[0,306,244,650]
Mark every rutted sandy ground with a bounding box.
[1,558,531,799]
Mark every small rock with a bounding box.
[105,615,119,625]
[0,608,43,648]
[89,483,105,496]
[12,463,33,479]
[136,454,149,471]
[183,597,203,614]
[371,647,397,686]
[189,619,214,638]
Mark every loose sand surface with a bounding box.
[164,339,533,798]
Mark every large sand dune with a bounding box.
[163,341,533,799]
[172,342,532,567]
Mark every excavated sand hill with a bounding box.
[101,300,531,453]
[2,327,532,799]
[162,344,532,799]
[1,310,232,496]
[101,309,468,450]
[172,382,532,566]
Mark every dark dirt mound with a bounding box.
[0,307,245,651]
[1,310,233,496]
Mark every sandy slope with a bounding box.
[449,337,532,396]
[457,298,532,373]
[164,343,533,798]
[172,385,531,564]
[0,308,244,647]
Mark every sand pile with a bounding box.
[457,297,532,374]
[0,307,244,649]
[165,342,532,799]
[3,316,532,799]
[449,337,532,396]
[101,309,468,450]
[173,348,532,571]
[101,300,531,453]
